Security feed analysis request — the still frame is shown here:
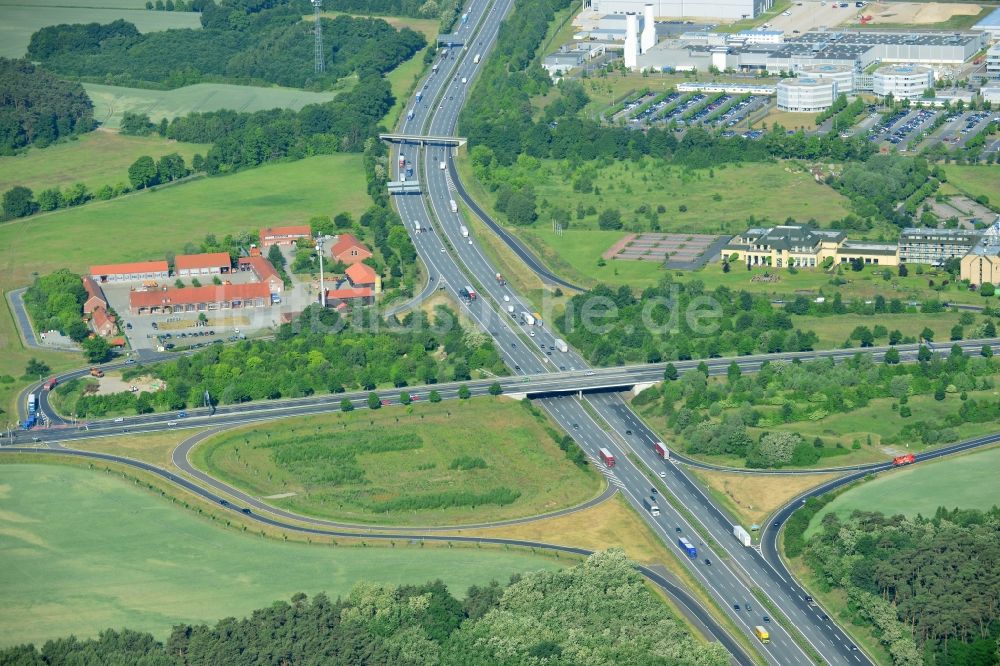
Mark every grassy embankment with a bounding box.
[0,461,565,647]
[0,153,370,418]
[0,132,208,194]
[191,398,603,526]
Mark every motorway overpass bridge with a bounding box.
[379,133,467,147]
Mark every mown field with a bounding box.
[805,445,1000,538]
[193,399,602,526]
[0,2,200,59]
[0,462,564,646]
[0,131,208,194]
[84,82,343,129]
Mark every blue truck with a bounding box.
[22,392,38,430]
[678,537,697,559]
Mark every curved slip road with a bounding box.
[172,424,620,532]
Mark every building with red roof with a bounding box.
[91,306,117,337]
[175,252,232,276]
[260,225,311,247]
[344,262,378,291]
[330,233,372,265]
[324,287,374,307]
[129,283,271,315]
[237,255,284,293]
[81,276,108,315]
[91,260,169,284]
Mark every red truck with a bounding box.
[43,377,57,391]
[892,453,915,466]
[654,441,669,460]
[599,447,616,467]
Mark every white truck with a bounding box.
[460,225,469,238]
[473,53,481,64]
[554,338,568,353]
[521,312,535,326]
[506,305,515,315]
[450,199,458,213]
[734,525,752,547]
[461,77,467,85]
[413,220,422,233]
[440,161,446,170]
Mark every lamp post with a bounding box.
[316,235,326,308]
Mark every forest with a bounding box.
[0,550,729,665]
[803,508,1000,666]
[0,58,94,155]
[556,276,820,366]
[27,2,425,90]
[69,303,504,416]
[635,348,999,467]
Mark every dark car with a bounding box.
[675,527,682,533]
[704,558,711,565]
[763,615,771,623]
[220,499,229,507]
[241,507,252,515]
[820,613,829,621]
[626,429,632,435]
[733,603,740,610]
[746,604,752,612]
[651,487,657,494]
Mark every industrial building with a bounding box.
[631,29,986,75]
[898,228,983,266]
[872,64,934,100]
[129,283,272,315]
[722,225,899,269]
[973,6,1000,42]
[90,260,170,284]
[987,43,1000,80]
[961,220,1000,287]
[800,63,855,94]
[174,252,232,277]
[260,225,311,248]
[776,77,838,112]
[590,0,772,21]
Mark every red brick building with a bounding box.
[237,256,284,293]
[175,252,232,276]
[129,283,271,315]
[81,276,108,315]
[330,233,372,265]
[260,225,311,248]
[91,260,169,284]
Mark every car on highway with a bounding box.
[220,499,229,506]
[380,400,391,406]
[763,615,771,623]
[746,604,751,612]
[114,417,125,423]
[177,411,187,418]
[659,472,666,478]
[820,613,829,620]
[585,370,595,376]
[125,359,136,364]
[733,603,740,610]
[650,487,657,494]
[241,507,252,515]
[704,558,711,565]
[675,527,682,533]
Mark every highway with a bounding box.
[9,4,999,663]
[391,4,861,664]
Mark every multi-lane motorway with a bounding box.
[7,3,1000,663]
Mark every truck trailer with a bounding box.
[643,497,660,517]
[43,377,57,391]
[398,154,406,169]
[450,199,458,213]
[521,312,535,326]
[495,272,505,285]
[473,53,481,64]
[460,225,469,238]
[464,285,477,300]
[415,89,423,103]
[554,338,568,353]
[598,447,616,467]
[734,525,752,547]
[678,537,697,558]
[653,441,669,459]
[893,453,915,466]
[413,220,422,233]
[406,109,415,121]
[754,626,770,643]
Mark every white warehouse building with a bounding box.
[777,77,837,112]
[590,0,773,20]
[800,63,854,94]
[872,64,933,100]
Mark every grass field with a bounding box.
[945,164,1000,206]
[754,109,817,132]
[84,82,342,129]
[472,159,852,289]
[806,445,1000,538]
[792,311,966,349]
[192,399,602,526]
[0,462,564,646]
[0,131,209,194]
[690,469,841,529]
[0,3,200,59]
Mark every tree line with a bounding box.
[0,58,94,157]
[69,304,504,416]
[556,276,820,367]
[0,550,729,665]
[27,2,425,90]
[636,348,999,467]
[803,507,1000,665]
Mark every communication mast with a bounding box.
[313,0,325,74]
